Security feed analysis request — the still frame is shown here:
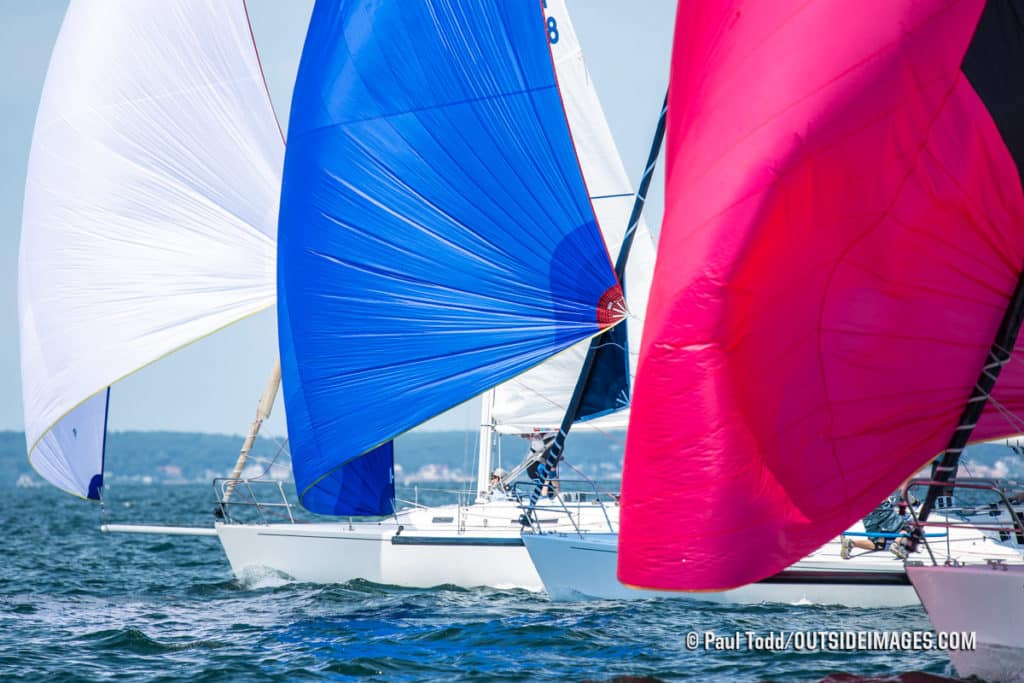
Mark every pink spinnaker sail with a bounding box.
[619,0,1024,591]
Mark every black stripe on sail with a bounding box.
[574,96,671,424]
[961,0,1024,185]
[521,95,669,524]
[918,1,1024,527]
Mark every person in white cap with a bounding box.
[489,467,509,496]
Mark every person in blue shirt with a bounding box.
[841,494,912,559]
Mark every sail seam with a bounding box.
[292,83,559,137]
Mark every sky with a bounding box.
[0,1,674,439]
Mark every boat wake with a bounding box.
[235,565,295,590]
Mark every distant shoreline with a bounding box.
[1,429,632,488]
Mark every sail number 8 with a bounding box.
[540,1,559,44]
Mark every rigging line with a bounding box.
[993,342,1014,355]
[494,383,629,443]
[590,192,634,200]
[239,455,277,466]
[560,457,620,505]
[261,431,292,459]
[576,421,629,445]
[590,341,628,352]
[249,438,290,480]
[987,396,1024,434]
[497,373,626,418]
[985,386,1024,428]
[499,421,627,487]
[990,396,1024,425]
[960,460,976,479]
[523,92,668,524]
[917,260,1024,533]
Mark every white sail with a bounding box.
[490,0,657,435]
[19,1,284,498]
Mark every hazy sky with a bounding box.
[0,1,674,438]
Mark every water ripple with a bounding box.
[0,486,967,682]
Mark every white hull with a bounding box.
[523,522,1024,606]
[523,533,915,606]
[215,497,617,590]
[217,521,540,589]
[909,563,1024,683]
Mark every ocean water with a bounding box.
[0,485,963,682]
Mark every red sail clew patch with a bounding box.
[596,285,626,328]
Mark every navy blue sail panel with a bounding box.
[278,0,623,514]
[576,322,630,423]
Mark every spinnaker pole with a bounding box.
[523,94,668,522]
[222,358,282,504]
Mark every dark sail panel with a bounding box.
[576,322,631,422]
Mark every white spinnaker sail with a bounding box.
[490,0,657,435]
[19,1,284,498]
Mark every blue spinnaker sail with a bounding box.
[278,0,623,515]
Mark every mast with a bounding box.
[523,94,668,520]
[475,389,496,501]
[916,267,1024,527]
[222,358,282,504]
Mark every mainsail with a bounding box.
[277,0,625,515]
[620,0,1024,591]
[489,0,657,436]
[19,1,284,499]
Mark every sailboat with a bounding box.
[600,0,1024,676]
[216,0,655,589]
[523,480,1024,604]
[524,0,1024,606]
[19,0,283,505]
[20,0,652,589]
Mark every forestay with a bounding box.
[277,0,624,515]
[489,0,657,436]
[620,0,1024,591]
[19,1,284,499]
